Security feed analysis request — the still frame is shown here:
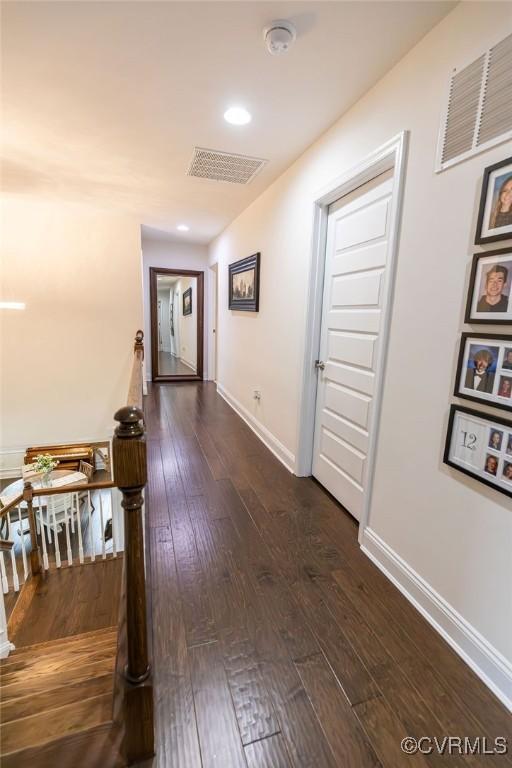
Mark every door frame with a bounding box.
[296,131,409,541]
[150,267,204,382]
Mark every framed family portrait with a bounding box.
[475,157,512,245]
[454,333,512,412]
[465,248,512,324]
[229,252,260,312]
[444,404,512,499]
[183,287,192,316]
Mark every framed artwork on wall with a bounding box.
[475,156,512,245]
[183,287,192,316]
[465,248,512,324]
[454,332,512,412]
[229,252,260,312]
[444,404,512,499]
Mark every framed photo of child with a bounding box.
[454,333,512,412]
[465,248,512,324]
[475,156,512,245]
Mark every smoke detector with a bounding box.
[263,20,296,56]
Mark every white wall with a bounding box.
[0,198,143,474]
[141,235,208,378]
[209,3,512,701]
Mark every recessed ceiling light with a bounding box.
[177,224,189,232]
[224,106,252,126]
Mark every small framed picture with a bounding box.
[229,252,260,312]
[465,248,512,324]
[183,287,192,316]
[475,157,512,244]
[455,333,512,412]
[444,404,512,498]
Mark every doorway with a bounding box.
[150,267,204,381]
[297,132,408,535]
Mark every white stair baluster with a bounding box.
[111,488,117,558]
[0,552,8,594]
[75,494,84,564]
[64,495,73,565]
[7,514,19,592]
[39,508,49,570]
[51,498,61,568]
[69,493,75,534]
[87,491,95,562]
[17,507,28,581]
[99,491,106,559]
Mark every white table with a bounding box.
[1,470,87,510]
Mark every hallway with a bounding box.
[145,383,511,768]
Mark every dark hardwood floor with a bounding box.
[145,382,511,768]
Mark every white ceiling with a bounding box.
[2,1,455,244]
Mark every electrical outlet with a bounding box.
[253,389,261,401]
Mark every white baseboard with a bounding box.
[361,527,512,712]
[180,356,196,371]
[216,383,295,473]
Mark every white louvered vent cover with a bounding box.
[187,147,267,184]
[437,32,512,171]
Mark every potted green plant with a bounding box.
[34,454,59,486]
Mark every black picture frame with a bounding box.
[454,332,512,412]
[229,252,260,312]
[444,404,512,499]
[475,156,512,245]
[464,247,512,325]
[183,287,192,316]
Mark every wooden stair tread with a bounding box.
[1,692,113,755]
[3,625,117,657]
[1,632,117,675]
[0,720,124,768]
[1,655,116,703]
[1,639,116,687]
[1,672,114,724]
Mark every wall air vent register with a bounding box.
[187,147,267,185]
[437,32,512,172]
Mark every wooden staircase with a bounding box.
[0,627,123,767]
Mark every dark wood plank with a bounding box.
[190,641,248,768]
[294,653,381,768]
[149,527,202,768]
[222,635,280,746]
[244,733,293,768]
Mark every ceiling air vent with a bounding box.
[436,32,512,172]
[187,147,267,184]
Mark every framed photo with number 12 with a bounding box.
[444,404,512,499]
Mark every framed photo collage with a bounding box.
[445,156,512,497]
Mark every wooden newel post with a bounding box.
[134,329,144,357]
[113,405,150,684]
[23,482,41,576]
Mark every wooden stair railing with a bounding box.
[0,329,153,765]
[111,330,154,764]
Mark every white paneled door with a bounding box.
[312,170,394,522]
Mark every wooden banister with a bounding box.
[23,482,41,576]
[111,330,154,763]
[127,329,144,410]
[0,494,23,517]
